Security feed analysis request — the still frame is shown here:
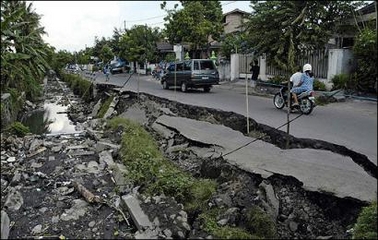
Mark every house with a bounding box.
[223,8,250,34]
[328,2,377,49]
[156,8,251,60]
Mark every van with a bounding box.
[161,59,219,92]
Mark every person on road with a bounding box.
[105,65,110,82]
[291,63,314,107]
[250,60,260,81]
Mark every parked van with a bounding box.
[161,59,219,92]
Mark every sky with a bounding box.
[27,1,252,53]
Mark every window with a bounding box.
[184,61,191,71]
[193,61,200,70]
[176,63,183,71]
[200,60,215,70]
[167,64,175,71]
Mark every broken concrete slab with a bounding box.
[1,210,10,239]
[155,115,377,203]
[121,194,153,231]
[91,99,102,117]
[60,199,89,221]
[152,122,175,139]
[4,188,24,211]
[99,151,115,168]
[119,105,148,124]
[95,141,121,152]
[259,181,279,220]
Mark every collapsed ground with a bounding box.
[1,78,374,239]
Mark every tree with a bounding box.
[1,1,51,100]
[352,27,377,92]
[161,0,223,58]
[99,44,114,64]
[118,25,160,68]
[244,1,367,73]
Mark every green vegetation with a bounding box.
[353,201,377,239]
[97,96,114,118]
[108,117,198,202]
[161,1,223,58]
[244,1,366,73]
[267,75,288,85]
[313,79,327,91]
[352,27,377,93]
[107,117,276,238]
[185,179,217,213]
[7,121,30,137]
[198,208,258,239]
[246,206,277,239]
[60,73,93,101]
[331,73,352,90]
[1,1,52,101]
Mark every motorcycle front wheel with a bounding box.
[299,98,314,115]
[273,93,285,109]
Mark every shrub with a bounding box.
[331,74,350,90]
[268,75,288,85]
[60,73,93,101]
[313,79,327,91]
[353,201,377,239]
[8,121,30,137]
[352,28,377,93]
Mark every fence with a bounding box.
[265,49,329,79]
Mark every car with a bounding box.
[161,59,219,92]
[110,60,129,74]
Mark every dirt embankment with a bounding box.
[1,79,371,239]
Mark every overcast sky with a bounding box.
[27,1,252,53]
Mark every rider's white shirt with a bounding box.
[290,72,302,87]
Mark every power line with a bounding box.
[222,112,305,157]
[127,14,166,23]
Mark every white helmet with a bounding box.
[303,63,312,72]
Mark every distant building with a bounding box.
[223,8,250,34]
[328,2,377,49]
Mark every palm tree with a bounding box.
[1,1,51,100]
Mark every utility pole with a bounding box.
[124,20,126,31]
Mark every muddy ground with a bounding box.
[0,78,373,239]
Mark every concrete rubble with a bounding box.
[1,76,374,239]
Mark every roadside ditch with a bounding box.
[1,77,374,239]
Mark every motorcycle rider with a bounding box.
[291,63,314,107]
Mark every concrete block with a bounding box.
[121,195,153,231]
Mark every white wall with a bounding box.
[230,54,240,81]
[327,49,354,80]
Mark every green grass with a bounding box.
[7,121,30,137]
[246,205,277,239]
[108,117,279,238]
[97,95,114,118]
[353,201,377,239]
[60,73,93,101]
[199,208,259,239]
[108,117,215,203]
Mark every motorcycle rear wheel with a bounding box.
[273,93,285,109]
[299,98,314,115]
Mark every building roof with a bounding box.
[223,8,250,17]
[357,2,376,15]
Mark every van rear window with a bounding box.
[200,61,215,70]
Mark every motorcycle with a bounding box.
[273,83,316,115]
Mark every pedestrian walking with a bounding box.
[250,60,260,81]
